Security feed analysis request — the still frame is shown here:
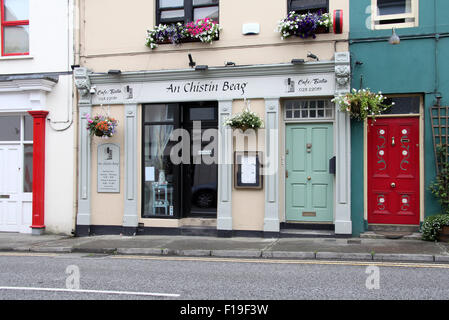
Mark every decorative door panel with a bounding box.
[0,145,22,232]
[367,117,420,225]
[286,123,334,222]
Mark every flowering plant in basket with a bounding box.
[86,114,118,138]
[185,18,221,43]
[332,89,394,121]
[276,10,332,40]
[223,107,264,131]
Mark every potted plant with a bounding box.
[332,88,394,121]
[223,105,263,132]
[185,18,221,43]
[423,145,449,242]
[146,18,221,49]
[86,114,118,138]
[276,10,332,40]
[145,23,187,49]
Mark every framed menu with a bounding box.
[234,151,263,189]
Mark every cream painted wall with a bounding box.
[231,99,265,231]
[79,0,349,72]
[90,105,125,226]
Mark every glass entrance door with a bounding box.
[182,102,218,217]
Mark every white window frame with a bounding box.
[284,99,335,122]
[371,0,419,30]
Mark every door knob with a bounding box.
[391,182,396,188]
[307,176,311,181]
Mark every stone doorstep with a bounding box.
[360,231,422,240]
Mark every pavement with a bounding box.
[1,232,449,263]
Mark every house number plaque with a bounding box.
[98,143,120,193]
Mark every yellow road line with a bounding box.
[0,252,58,257]
[2,251,449,270]
[111,255,449,269]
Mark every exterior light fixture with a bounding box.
[307,52,319,61]
[195,65,208,71]
[108,69,122,75]
[291,59,305,64]
[188,54,196,68]
[389,28,400,45]
[225,61,236,66]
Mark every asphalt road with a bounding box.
[1,252,449,301]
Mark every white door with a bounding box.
[0,145,32,233]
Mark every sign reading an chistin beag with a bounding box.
[97,143,120,193]
[92,73,335,104]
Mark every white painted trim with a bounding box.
[123,104,138,228]
[217,100,233,231]
[264,98,280,233]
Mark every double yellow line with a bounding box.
[2,252,449,269]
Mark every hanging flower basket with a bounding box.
[86,114,118,138]
[223,104,263,132]
[146,18,221,49]
[332,89,394,122]
[276,10,332,40]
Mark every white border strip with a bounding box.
[0,286,180,298]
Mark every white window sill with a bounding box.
[0,55,34,61]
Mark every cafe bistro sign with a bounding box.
[92,73,335,104]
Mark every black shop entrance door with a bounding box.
[181,102,218,218]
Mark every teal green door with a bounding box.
[285,123,334,222]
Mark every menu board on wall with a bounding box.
[97,143,120,193]
[234,151,263,189]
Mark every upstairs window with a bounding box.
[288,0,329,14]
[1,0,29,56]
[372,0,419,29]
[156,0,219,25]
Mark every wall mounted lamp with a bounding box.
[188,54,196,68]
[195,65,209,71]
[225,61,236,66]
[389,28,400,45]
[108,69,122,75]
[291,59,305,65]
[307,52,319,61]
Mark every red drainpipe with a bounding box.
[28,110,49,235]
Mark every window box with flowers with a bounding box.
[332,89,394,122]
[276,10,332,40]
[146,18,221,49]
[86,114,118,138]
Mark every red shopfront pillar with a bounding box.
[28,111,49,235]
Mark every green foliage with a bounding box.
[429,145,449,214]
[421,214,449,241]
[332,89,393,121]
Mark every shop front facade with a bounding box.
[74,53,353,237]
[74,0,352,237]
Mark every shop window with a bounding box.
[284,99,334,120]
[142,104,177,217]
[1,0,29,56]
[371,0,419,29]
[156,0,219,25]
[288,0,328,14]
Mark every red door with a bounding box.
[367,117,420,225]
